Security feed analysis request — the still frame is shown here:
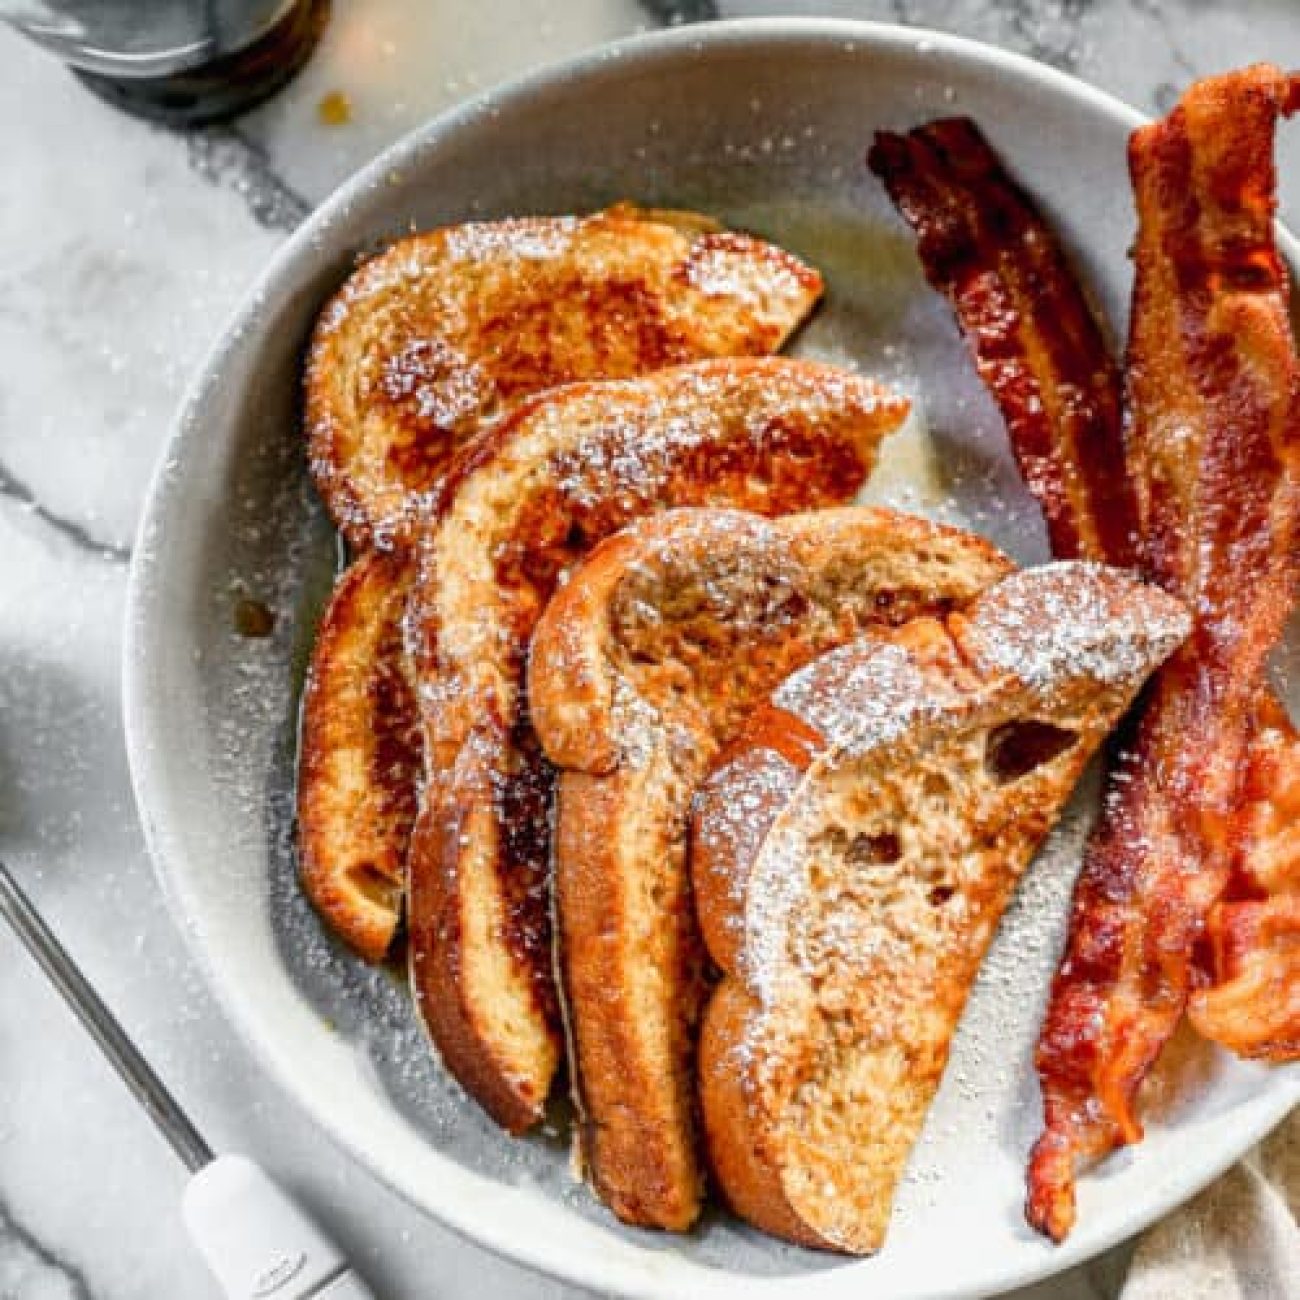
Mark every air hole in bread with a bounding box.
[347,861,399,909]
[846,830,902,866]
[985,720,1078,782]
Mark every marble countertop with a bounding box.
[2,3,1298,1297]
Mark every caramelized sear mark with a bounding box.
[296,550,423,963]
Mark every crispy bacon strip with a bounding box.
[870,74,1300,1242]
[1026,65,1300,1241]
[1191,693,1300,1059]
[868,117,1140,565]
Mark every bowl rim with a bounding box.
[123,16,1300,1299]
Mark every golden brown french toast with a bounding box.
[407,359,908,1135]
[304,204,824,549]
[297,550,421,961]
[527,506,1014,1230]
[298,205,823,960]
[693,564,1187,1253]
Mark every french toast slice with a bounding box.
[305,203,824,549]
[527,506,1014,1229]
[299,206,822,959]
[293,543,416,961]
[297,550,421,962]
[693,564,1187,1253]
[408,359,908,1134]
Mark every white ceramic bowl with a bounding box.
[124,19,1300,1299]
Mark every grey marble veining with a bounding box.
[1,3,1297,1298]
[182,125,312,232]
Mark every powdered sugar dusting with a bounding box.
[684,236,813,312]
[310,206,841,548]
[435,361,897,756]
[738,807,816,1014]
[708,560,1191,1244]
[376,336,489,428]
[610,673,661,769]
[442,214,582,262]
[966,561,1189,695]
[696,747,802,915]
[315,244,431,335]
[313,213,609,342]
[746,642,936,1002]
[543,361,893,512]
[774,639,934,753]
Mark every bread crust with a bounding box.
[297,550,420,962]
[529,506,1015,1229]
[693,563,1189,1253]
[304,205,823,550]
[408,362,909,1135]
[555,768,710,1225]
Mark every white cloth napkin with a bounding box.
[1122,1109,1300,1299]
